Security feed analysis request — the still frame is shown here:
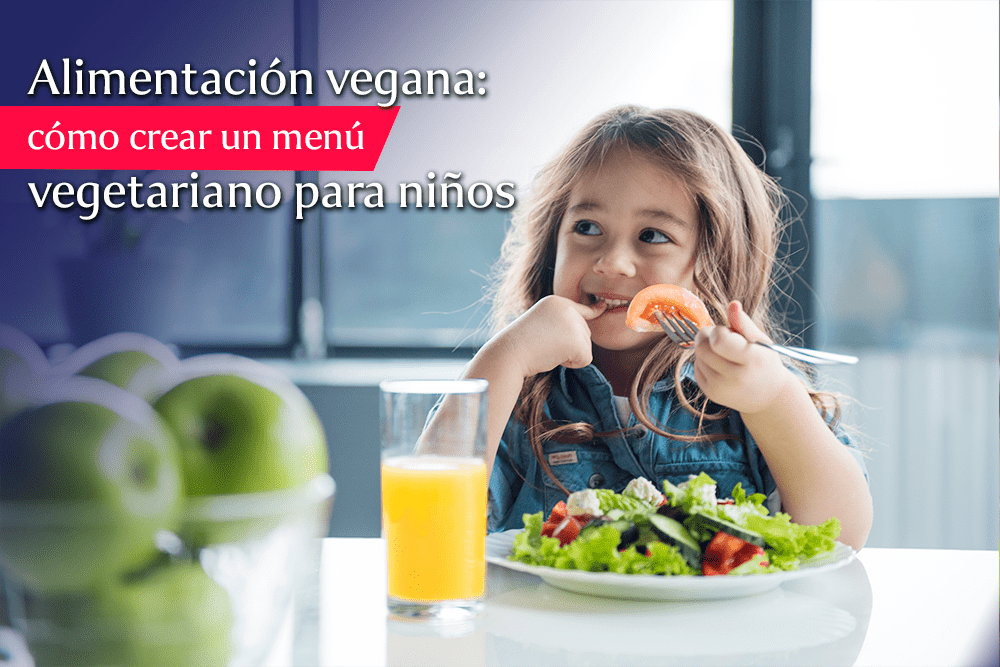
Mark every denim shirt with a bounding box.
[487,363,866,532]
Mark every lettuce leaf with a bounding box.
[593,488,655,519]
[726,483,840,570]
[728,553,775,575]
[611,542,695,575]
[663,472,718,514]
[509,512,563,565]
[509,512,695,575]
[715,481,839,571]
[560,524,621,571]
[729,483,769,515]
[510,474,840,576]
[663,476,842,571]
[740,512,841,571]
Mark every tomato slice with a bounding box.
[548,500,568,524]
[625,284,714,334]
[551,516,582,546]
[702,531,767,576]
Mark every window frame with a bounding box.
[179,0,814,359]
[732,0,815,347]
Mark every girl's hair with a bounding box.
[489,105,842,493]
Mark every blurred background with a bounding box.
[1,0,997,549]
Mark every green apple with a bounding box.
[0,378,184,593]
[152,354,329,545]
[54,332,179,400]
[0,324,49,422]
[26,562,233,667]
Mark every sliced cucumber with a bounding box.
[655,503,687,522]
[603,508,626,521]
[648,514,701,569]
[687,513,766,547]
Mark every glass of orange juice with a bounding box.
[379,379,488,622]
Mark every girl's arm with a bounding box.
[692,301,874,551]
[462,296,606,473]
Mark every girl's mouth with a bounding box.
[588,294,631,310]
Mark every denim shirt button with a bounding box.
[587,473,605,489]
[633,426,648,439]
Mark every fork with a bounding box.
[652,311,859,365]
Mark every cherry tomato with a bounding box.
[552,517,582,546]
[702,531,767,576]
[548,501,568,524]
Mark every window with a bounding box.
[811,0,999,549]
[0,170,293,347]
[812,0,999,351]
[317,0,734,350]
[0,1,296,350]
[2,0,734,353]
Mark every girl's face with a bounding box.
[552,148,700,352]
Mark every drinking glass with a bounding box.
[379,379,488,622]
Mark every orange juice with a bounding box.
[381,455,488,601]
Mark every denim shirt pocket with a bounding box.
[540,443,634,511]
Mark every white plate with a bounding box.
[486,529,856,601]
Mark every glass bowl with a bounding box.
[0,474,335,667]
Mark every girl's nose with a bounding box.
[593,244,636,277]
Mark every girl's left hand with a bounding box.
[691,301,796,414]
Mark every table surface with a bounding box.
[319,538,999,667]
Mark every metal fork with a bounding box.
[652,311,859,365]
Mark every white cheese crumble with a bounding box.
[623,477,665,506]
[693,483,717,507]
[566,489,601,516]
[720,502,752,523]
[677,475,718,510]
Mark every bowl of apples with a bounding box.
[0,331,334,667]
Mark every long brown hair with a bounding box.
[489,105,842,493]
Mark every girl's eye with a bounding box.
[573,220,601,236]
[638,228,671,244]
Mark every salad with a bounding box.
[508,473,841,576]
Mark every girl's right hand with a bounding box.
[464,295,605,474]
[497,295,608,379]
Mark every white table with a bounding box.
[319,538,999,667]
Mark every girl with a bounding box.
[463,106,873,550]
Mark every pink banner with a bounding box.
[0,105,399,170]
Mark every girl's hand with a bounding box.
[692,301,796,414]
[499,295,607,379]
[465,295,605,474]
